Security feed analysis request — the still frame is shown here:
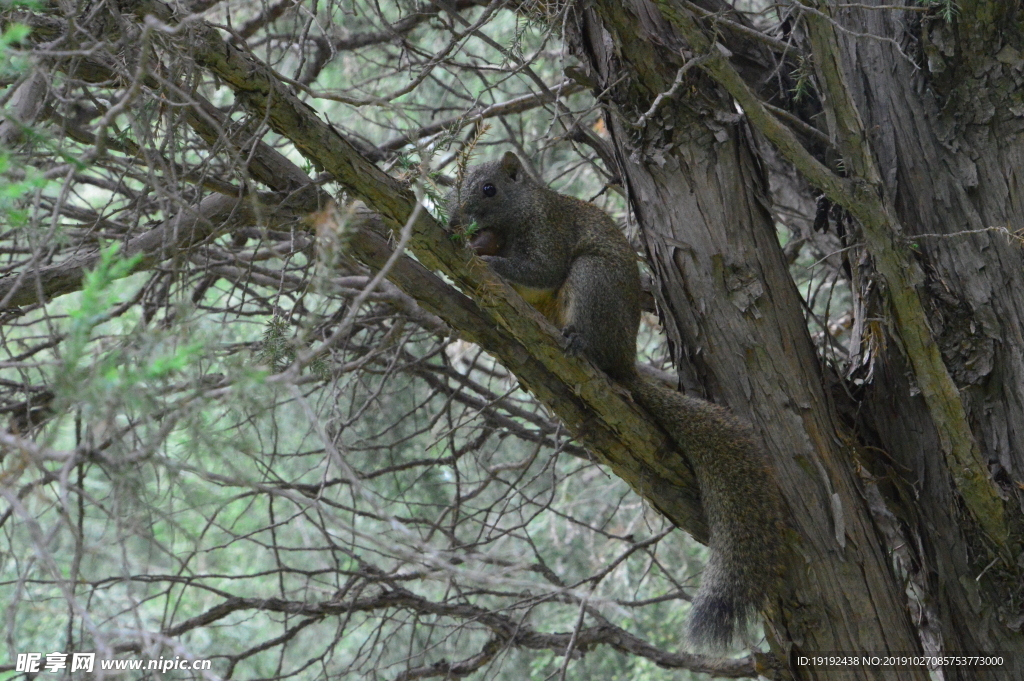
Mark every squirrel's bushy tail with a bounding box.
[685,540,764,649]
[623,374,784,650]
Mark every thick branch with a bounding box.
[35,0,710,541]
[129,2,719,540]
[799,1,1008,549]
[0,191,310,308]
[345,209,708,540]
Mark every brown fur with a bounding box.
[448,152,785,649]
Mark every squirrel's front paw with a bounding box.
[561,325,586,357]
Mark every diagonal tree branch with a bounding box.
[6,0,714,545]
[106,1,719,543]
[344,208,708,539]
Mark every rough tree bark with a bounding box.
[837,0,1024,674]
[557,1,1024,679]
[564,4,925,678]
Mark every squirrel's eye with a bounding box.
[482,183,497,197]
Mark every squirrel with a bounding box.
[447,151,785,650]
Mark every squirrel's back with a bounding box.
[448,152,785,649]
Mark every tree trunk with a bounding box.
[835,2,1024,678]
[564,1,1024,678]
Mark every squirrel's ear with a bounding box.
[500,151,523,181]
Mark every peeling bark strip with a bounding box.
[653,0,1007,548]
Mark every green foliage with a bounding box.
[256,314,292,367]
[0,22,42,223]
[395,151,450,222]
[454,123,490,192]
[62,244,144,370]
[789,56,815,103]
[0,150,45,225]
[0,21,30,45]
[448,219,480,245]
[919,0,960,22]
[256,315,330,379]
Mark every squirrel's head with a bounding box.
[446,152,538,242]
